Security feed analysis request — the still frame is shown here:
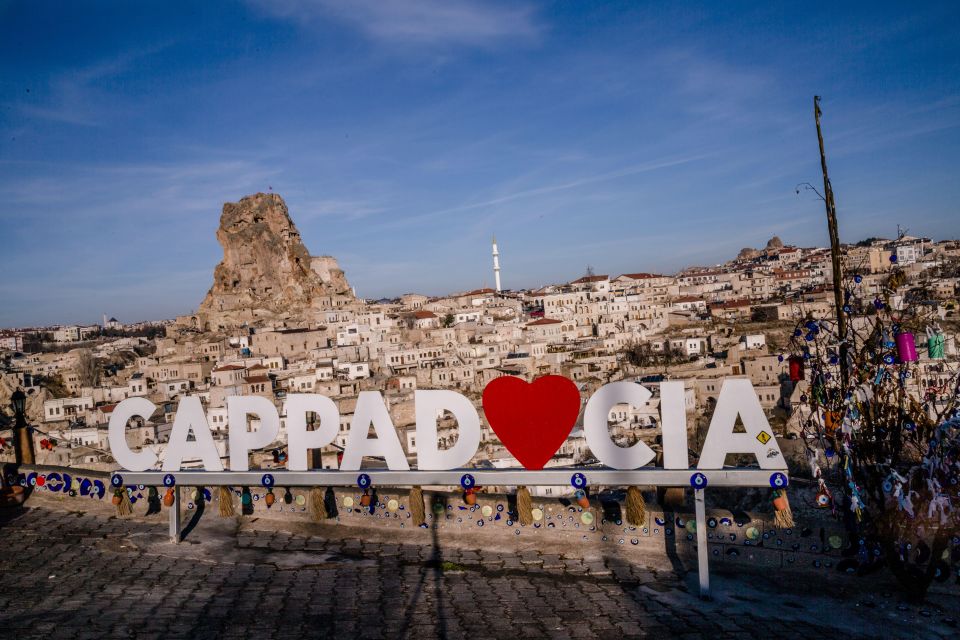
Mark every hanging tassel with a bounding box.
[309,487,327,521]
[324,487,338,518]
[113,487,133,517]
[660,487,685,508]
[218,486,235,517]
[516,486,533,526]
[626,486,646,526]
[773,488,795,529]
[145,487,161,516]
[409,486,426,526]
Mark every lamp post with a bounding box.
[10,388,35,465]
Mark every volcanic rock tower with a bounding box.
[193,193,354,331]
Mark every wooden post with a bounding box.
[814,96,849,389]
[14,414,35,466]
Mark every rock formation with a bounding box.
[194,193,353,330]
[765,236,784,250]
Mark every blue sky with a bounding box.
[1,1,958,327]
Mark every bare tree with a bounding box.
[74,349,100,387]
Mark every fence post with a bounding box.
[169,486,181,544]
[695,488,710,599]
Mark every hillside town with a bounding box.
[2,194,959,485]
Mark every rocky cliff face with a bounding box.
[197,193,353,329]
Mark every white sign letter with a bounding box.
[583,381,656,469]
[284,394,340,471]
[163,396,223,471]
[414,390,480,470]
[228,396,280,471]
[108,397,159,471]
[660,381,689,469]
[698,378,786,470]
[340,391,409,470]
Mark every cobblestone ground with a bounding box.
[0,503,956,640]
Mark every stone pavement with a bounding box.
[0,500,956,640]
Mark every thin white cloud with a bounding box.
[247,0,541,46]
[8,41,175,127]
[381,152,716,230]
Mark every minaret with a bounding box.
[492,235,502,294]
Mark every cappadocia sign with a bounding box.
[108,377,786,473]
[2,4,960,640]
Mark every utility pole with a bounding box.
[814,96,849,389]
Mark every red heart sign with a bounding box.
[482,375,582,470]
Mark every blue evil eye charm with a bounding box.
[261,473,275,487]
[769,472,789,489]
[356,473,371,489]
[570,473,587,489]
[805,333,816,342]
[690,473,708,489]
[777,355,784,362]
[163,474,176,487]
[854,274,863,284]
[829,356,839,365]
[883,354,895,365]
[904,422,916,432]
[110,474,123,487]
[842,305,851,314]
[889,254,897,263]
[460,474,475,489]
[874,298,884,310]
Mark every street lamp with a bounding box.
[10,388,34,465]
[11,389,26,418]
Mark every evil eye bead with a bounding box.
[690,473,708,489]
[460,474,475,490]
[110,474,123,488]
[570,473,587,489]
[356,473,371,489]
[163,474,176,487]
[769,472,788,489]
[261,473,275,488]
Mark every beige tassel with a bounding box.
[114,487,133,517]
[218,486,235,517]
[773,489,795,529]
[626,486,646,526]
[309,487,327,521]
[409,486,425,526]
[516,485,533,526]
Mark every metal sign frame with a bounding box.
[113,468,788,599]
